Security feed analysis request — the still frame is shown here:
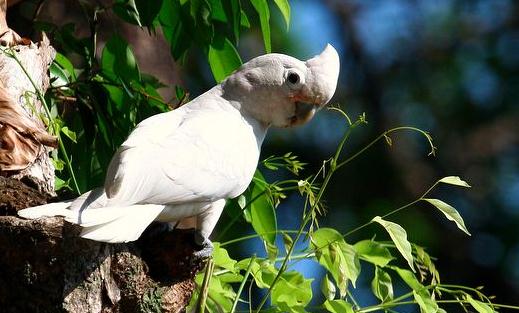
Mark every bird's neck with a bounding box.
[190,85,269,148]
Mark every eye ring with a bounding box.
[287,72,300,85]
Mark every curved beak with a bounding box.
[304,44,340,107]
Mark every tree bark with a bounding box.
[0,10,56,195]
[0,3,203,312]
[0,200,204,313]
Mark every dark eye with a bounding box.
[287,72,300,85]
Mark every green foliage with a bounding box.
[187,112,513,313]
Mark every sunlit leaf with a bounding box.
[273,0,290,30]
[60,126,77,143]
[320,274,336,301]
[212,243,237,272]
[354,240,394,267]
[245,171,277,244]
[438,176,471,188]
[311,228,361,290]
[55,176,71,191]
[390,266,423,291]
[323,299,354,313]
[465,295,495,313]
[250,0,271,53]
[272,271,313,313]
[423,198,471,235]
[372,216,415,271]
[413,289,440,313]
[50,62,69,87]
[372,267,393,303]
[208,36,242,83]
[282,232,293,254]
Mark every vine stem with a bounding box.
[285,179,441,271]
[3,48,81,194]
[342,180,440,237]
[253,117,365,312]
[197,258,215,313]
[357,299,519,313]
[336,126,435,170]
[230,255,256,313]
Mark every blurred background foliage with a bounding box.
[6,0,519,310]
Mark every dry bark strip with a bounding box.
[0,33,57,195]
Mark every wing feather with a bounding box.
[103,104,260,207]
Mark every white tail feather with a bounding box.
[18,201,73,219]
[18,191,166,243]
[70,187,107,212]
[79,204,165,243]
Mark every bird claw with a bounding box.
[192,230,214,261]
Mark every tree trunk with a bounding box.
[0,204,204,313]
[0,3,203,312]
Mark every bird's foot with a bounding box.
[192,230,214,261]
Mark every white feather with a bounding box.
[79,204,165,243]
[18,201,73,219]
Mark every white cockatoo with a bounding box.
[19,44,340,255]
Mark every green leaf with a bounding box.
[51,158,65,171]
[50,62,69,87]
[423,198,471,235]
[273,0,290,30]
[60,126,77,143]
[323,300,354,313]
[372,216,415,271]
[113,0,142,26]
[354,240,394,267]
[465,295,495,313]
[320,274,336,301]
[371,267,393,303]
[390,266,423,291]
[310,228,361,292]
[250,0,271,53]
[230,0,241,42]
[208,36,242,83]
[438,176,471,188]
[272,271,313,313]
[194,273,235,312]
[282,232,293,254]
[54,52,76,81]
[212,243,237,272]
[55,176,71,191]
[245,171,277,245]
[101,34,140,82]
[241,10,251,28]
[208,0,227,22]
[413,289,440,313]
[135,0,163,26]
[159,0,191,60]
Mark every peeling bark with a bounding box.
[0,35,57,195]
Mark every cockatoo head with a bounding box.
[222,44,340,127]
